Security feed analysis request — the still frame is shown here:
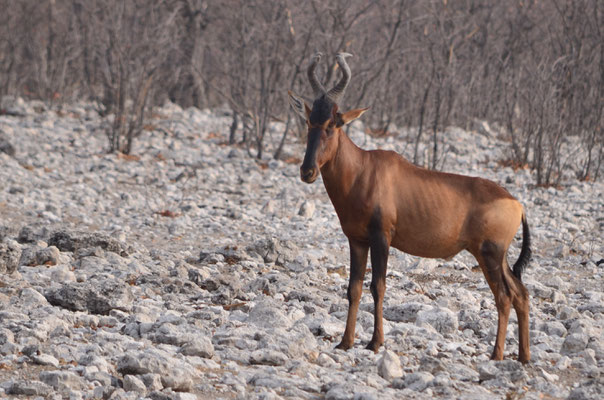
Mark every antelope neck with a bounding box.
[320,131,366,201]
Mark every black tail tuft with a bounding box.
[513,214,531,281]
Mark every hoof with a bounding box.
[365,341,382,353]
[335,342,352,351]
[518,355,531,364]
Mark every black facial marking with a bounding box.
[301,127,322,171]
[310,95,335,126]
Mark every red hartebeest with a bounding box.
[288,53,531,363]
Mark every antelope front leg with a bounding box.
[336,239,368,350]
[367,229,389,352]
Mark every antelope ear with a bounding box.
[288,91,311,120]
[339,107,369,126]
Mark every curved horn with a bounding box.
[327,52,352,103]
[307,52,326,97]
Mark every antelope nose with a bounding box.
[300,167,317,183]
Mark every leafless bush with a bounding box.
[0,0,80,101]
[72,0,182,154]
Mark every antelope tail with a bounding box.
[512,213,531,281]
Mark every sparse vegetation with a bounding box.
[0,0,601,184]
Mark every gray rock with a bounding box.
[317,352,336,366]
[0,136,15,157]
[7,380,52,396]
[325,384,353,400]
[409,258,440,273]
[432,372,453,389]
[0,341,18,355]
[0,240,21,274]
[587,337,604,360]
[419,355,447,374]
[298,200,315,218]
[578,302,604,314]
[561,333,589,354]
[48,230,132,256]
[543,320,567,337]
[141,374,163,391]
[384,302,431,323]
[540,368,559,383]
[283,323,318,358]
[527,281,553,300]
[21,344,39,357]
[353,391,379,400]
[479,359,528,385]
[123,374,147,393]
[247,237,299,266]
[458,309,491,337]
[0,225,15,242]
[146,391,174,400]
[44,278,133,314]
[554,244,570,258]
[17,225,44,244]
[556,355,572,370]
[147,323,193,346]
[448,364,479,382]
[50,264,76,282]
[569,319,597,336]
[497,360,528,380]
[567,382,604,400]
[395,371,434,391]
[249,349,288,366]
[18,244,43,266]
[550,290,566,304]
[377,350,403,380]
[299,313,344,339]
[32,353,60,367]
[40,370,85,390]
[85,371,115,387]
[0,96,32,115]
[247,299,293,330]
[36,246,61,265]
[559,306,580,320]
[478,361,499,381]
[20,287,49,307]
[186,267,209,288]
[180,336,215,358]
[543,275,567,289]
[0,328,15,344]
[173,393,200,400]
[93,385,117,399]
[416,306,458,334]
[580,349,597,366]
[117,349,198,391]
[262,199,276,216]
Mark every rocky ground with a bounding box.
[0,98,602,400]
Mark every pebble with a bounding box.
[395,371,434,391]
[415,306,458,334]
[123,374,147,393]
[377,350,403,380]
[180,337,215,359]
[562,333,589,355]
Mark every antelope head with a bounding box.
[288,53,368,183]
